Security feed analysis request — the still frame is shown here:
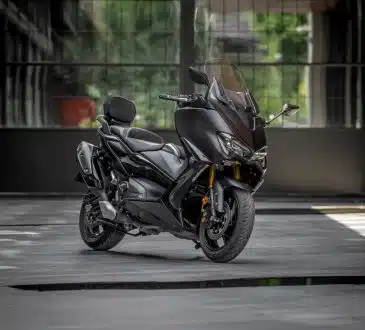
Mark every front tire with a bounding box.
[199,188,255,263]
[79,194,125,251]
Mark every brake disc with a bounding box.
[207,202,231,240]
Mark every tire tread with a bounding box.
[79,198,124,251]
[199,189,255,263]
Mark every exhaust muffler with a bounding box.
[89,188,117,221]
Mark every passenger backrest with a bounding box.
[103,96,136,126]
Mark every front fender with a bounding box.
[213,177,252,213]
[216,177,252,192]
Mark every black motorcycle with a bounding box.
[75,58,299,263]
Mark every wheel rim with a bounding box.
[83,201,105,239]
[206,201,232,240]
[201,192,238,251]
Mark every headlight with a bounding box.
[217,132,253,158]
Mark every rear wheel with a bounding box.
[199,188,255,263]
[79,193,125,251]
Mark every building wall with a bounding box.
[0,128,364,196]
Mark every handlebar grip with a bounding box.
[159,94,188,102]
[159,94,177,101]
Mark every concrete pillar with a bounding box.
[180,0,195,95]
[5,33,14,126]
[345,0,359,128]
[34,48,42,127]
[25,40,34,126]
[14,34,22,125]
[41,64,49,126]
[308,12,327,127]
[0,15,5,126]
[357,0,364,128]
[325,0,347,127]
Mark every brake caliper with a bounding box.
[201,195,208,224]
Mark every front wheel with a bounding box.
[199,188,255,263]
[79,193,125,251]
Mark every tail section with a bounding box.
[76,141,117,220]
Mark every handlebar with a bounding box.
[158,94,189,102]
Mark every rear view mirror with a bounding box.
[282,103,300,116]
[188,67,210,86]
[265,103,300,126]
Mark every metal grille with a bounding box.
[1,0,364,128]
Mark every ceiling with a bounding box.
[201,0,340,13]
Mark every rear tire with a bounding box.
[79,195,125,251]
[199,188,255,263]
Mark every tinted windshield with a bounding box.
[204,58,260,115]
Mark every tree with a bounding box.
[252,12,309,125]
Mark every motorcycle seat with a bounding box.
[110,126,164,152]
[110,125,187,159]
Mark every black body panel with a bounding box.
[76,141,103,189]
[107,140,130,157]
[216,176,252,192]
[180,138,209,162]
[97,126,135,177]
[125,177,165,201]
[99,139,130,177]
[163,143,186,159]
[119,154,172,187]
[175,107,233,163]
[252,124,267,152]
[124,200,181,231]
[142,150,188,181]
[165,164,208,210]
[208,94,267,152]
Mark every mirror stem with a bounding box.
[265,110,285,126]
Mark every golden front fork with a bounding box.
[201,165,216,224]
[208,164,216,189]
[233,161,241,181]
[201,163,240,224]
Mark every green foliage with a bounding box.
[249,12,309,125]
[68,0,180,127]
[68,1,309,128]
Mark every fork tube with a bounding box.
[201,165,216,224]
[233,161,241,181]
[208,165,217,218]
[208,164,216,189]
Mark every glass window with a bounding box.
[194,2,311,127]
[2,0,363,129]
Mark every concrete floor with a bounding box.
[0,198,364,329]
[2,285,365,330]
